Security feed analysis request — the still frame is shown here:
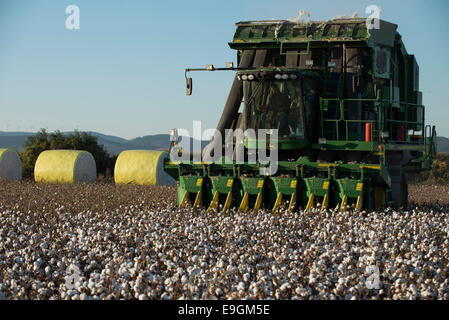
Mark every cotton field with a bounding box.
[0,181,448,300]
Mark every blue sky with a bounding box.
[0,0,448,139]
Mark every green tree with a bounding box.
[20,129,116,179]
[20,129,51,178]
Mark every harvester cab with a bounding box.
[237,69,319,148]
[163,18,437,212]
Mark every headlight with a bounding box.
[282,74,289,80]
[274,74,282,80]
[241,75,248,81]
[248,74,255,81]
[290,74,298,80]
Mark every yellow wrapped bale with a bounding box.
[0,149,22,181]
[114,150,175,186]
[34,150,97,184]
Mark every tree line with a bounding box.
[19,129,117,179]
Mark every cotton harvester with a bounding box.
[120,17,437,211]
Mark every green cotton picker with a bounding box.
[116,17,437,212]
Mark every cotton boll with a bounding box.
[0,182,448,300]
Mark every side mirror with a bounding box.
[186,77,192,95]
[168,128,179,142]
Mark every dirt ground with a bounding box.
[0,181,447,213]
[408,183,449,209]
[0,181,177,213]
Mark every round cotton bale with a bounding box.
[114,150,175,186]
[0,149,22,181]
[34,150,97,184]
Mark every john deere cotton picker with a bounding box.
[156,17,437,212]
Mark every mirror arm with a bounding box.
[184,66,255,96]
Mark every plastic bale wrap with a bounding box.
[0,149,22,181]
[114,150,175,186]
[34,150,97,184]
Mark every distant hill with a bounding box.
[0,131,207,156]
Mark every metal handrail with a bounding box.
[319,90,381,141]
[319,92,426,143]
